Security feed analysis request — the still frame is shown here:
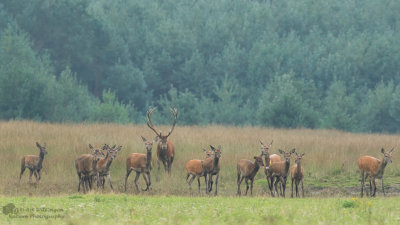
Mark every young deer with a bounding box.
[19,142,48,184]
[96,144,122,190]
[185,149,213,193]
[75,144,105,193]
[291,152,305,198]
[203,145,222,195]
[259,140,281,196]
[358,148,394,197]
[266,148,296,197]
[146,108,178,175]
[125,136,158,192]
[237,156,265,196]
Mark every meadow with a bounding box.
[1,121,400,224]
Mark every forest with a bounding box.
[0,0,399,133]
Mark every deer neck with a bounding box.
[146,151,152,170]
[375,158,388,179]
[296,161,301,175]
[213,156,219,169]
[37,151,45,169]
[102,154,114,172]
[252,162,261,177]
[264,154,270,167]
[284,159,290,175]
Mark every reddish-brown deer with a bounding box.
[237,156,265,196]
[358,148,394,197]
[125,136,158,192]
[75,144,105,193]
[203,145,222,195]
[266,148,296,197]
[291,152,305,198]
[96,144,122,190]
[185,149,213,193]
[259,140,281,196]
[19,142,48,184]
[146,108,178,176]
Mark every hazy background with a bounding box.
[0,0,400,133]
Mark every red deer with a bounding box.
[291,152,305,198]
[203,145,222,195]
[185,149,213,193]
[266,148,296,197]
[125,136,158,192]
[96,144,122,190]
[237,156,265,196]
[75,144,105,193]
[19,142,48,184]
[358,148,394,197]
[259,140,281,196]
[146,107,178,175]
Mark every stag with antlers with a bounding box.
[146,107,178,175]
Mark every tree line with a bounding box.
[0,0,399,133]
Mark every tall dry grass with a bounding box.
[1,121,399,197]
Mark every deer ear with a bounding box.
[301,153,305,157]
[141,136,147,142]
[36,142,41,148]
[218,145,221,150]
[381,148,385,154]
[203,148,207,152]
[254,156,258,160]
[269,140,273,147]
[117,146,123,151]
[259,140,264,146]
[153,136,159,143]
[291,148,296,154]
[278,149,284,154]
[210,145,216,151]
[89,144,94,150]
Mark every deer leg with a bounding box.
[208,175,214,193]
[269,176,275,197]
[250,178,254,196]
[197,177,201,193]
[282,177,287,198]
[372,178,377,197]
[381,179,385,197]
[360,170,365,197]
[33,171,38,182]
[291,178,294,198]
[214,173,219,196]
[237,175,244,196]
[106,174,113,191]
[134,172,141,193]
[29,169,33,183]
[147,172,152,190]
[274,177,280,197]
[188,175,195,190]
[142,173,149,191]
[124,169,132,192]
[245,178,249,195]
[77,173,82,192]
[204,174,208,194]
[301,178,304,198]
[19,167,26,182]
[368,176,372,197]
[295,179,299,198]
[37,170,41,181]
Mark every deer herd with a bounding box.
[18,108,396,198]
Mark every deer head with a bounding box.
[210,145,222,159]
[203,148,213,158]
[36,142,48,155]
[89,144,106,161]
[279,148,296,163]
[142,136,159,152]
[104,144,122,160]
[254,156,265,167]
[260,140,273,156]
[294,152,305,164]
[146,107,178,151]
[381,148,394,163]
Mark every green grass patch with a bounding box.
[1,195,400,224]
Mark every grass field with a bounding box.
[1,195,400,224]
[1,121,400,224]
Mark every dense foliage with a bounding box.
[0,0,399,132]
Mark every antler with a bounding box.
[147,108,161,137]
[165,108,178,138]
